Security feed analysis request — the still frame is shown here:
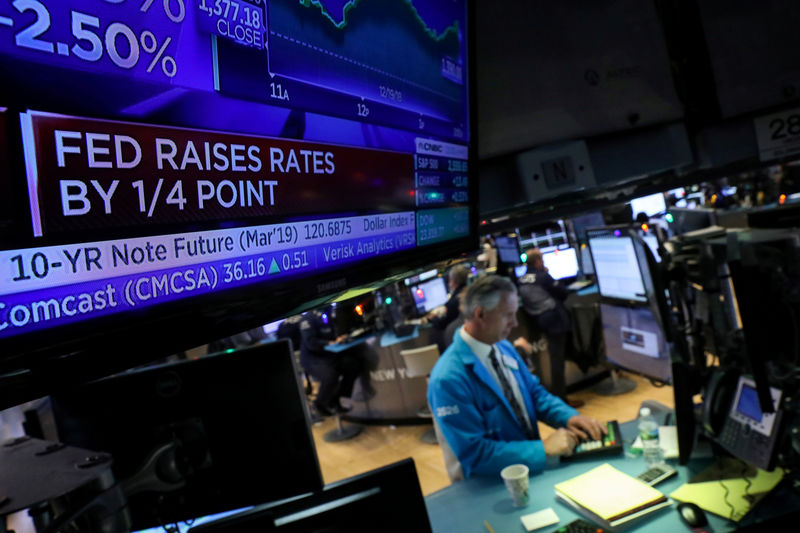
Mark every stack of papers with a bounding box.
[554,463,671,530]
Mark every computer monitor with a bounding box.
[494,235,522,264]
[189,458,432,533]
[668,207,717,235]
[410,277,449,314]
[587,229,648,302]
[49,339,322,531]
[541,247,579,280]
[630,193,667,218]
[570,211,606,242]
[641,233,661,262]
[600,303,671,383]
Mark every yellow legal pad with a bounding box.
[554,463,667,522]
[669,460,785,522]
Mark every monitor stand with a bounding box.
[323,414,363,442]
[592,369,637,396]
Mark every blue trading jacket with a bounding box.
[427,330,578,478]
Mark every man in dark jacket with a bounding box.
[299,308,364,416]
[516,248,573,401]
[427,264,470,351]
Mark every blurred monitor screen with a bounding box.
[542,247,579,280]
[669,207,717,235]
[411,277,449,313]
[570,212,606,242]
[600,303,670,382]
[579,244,595,276]
[494,235,521,264]
[630,193,667,218]
[518,220,568,250]
[641,233,661,262]
[588,230,647,302]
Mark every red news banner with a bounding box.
[21,111,415,237]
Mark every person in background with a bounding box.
[299,308,364,417]
[477,236,498,269]
[426,264,471,352]
[516,248,577,405]
[428,275,605,481]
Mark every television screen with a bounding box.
[541,247,579,280]
[50,339,322,531]
[630,193,667,219]
[494,235,521,264]
[587,229,647,302]
[0,1,476,408]
[410,276,449,314]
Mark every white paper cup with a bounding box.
[500,464,530,507]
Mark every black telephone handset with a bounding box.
[702,368,739,437]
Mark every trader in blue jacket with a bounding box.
[428,275,606,481]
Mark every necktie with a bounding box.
[489,347,538,440]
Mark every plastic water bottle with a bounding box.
[638,407,664,467]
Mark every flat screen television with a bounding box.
[587,228,648,303]
[0,1,477,408]
[49,339,322,531]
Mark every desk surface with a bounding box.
[424,418,741,533]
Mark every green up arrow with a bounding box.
[268,258,281,275]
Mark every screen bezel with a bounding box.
[586,227,649,303]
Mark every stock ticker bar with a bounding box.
[0,212,416,338]
[21,111,415,236]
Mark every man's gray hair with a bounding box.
[463,275,517,317]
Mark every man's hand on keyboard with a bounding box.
[544,428,579,456]
[566,415,607,442]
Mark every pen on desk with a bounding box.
[484,520,496,533]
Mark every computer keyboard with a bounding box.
[562,420,623,461]
[566,279,594,291]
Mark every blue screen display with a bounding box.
[0,1,473,349]
[737,384,764,423]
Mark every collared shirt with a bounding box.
[459,328,532,428]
